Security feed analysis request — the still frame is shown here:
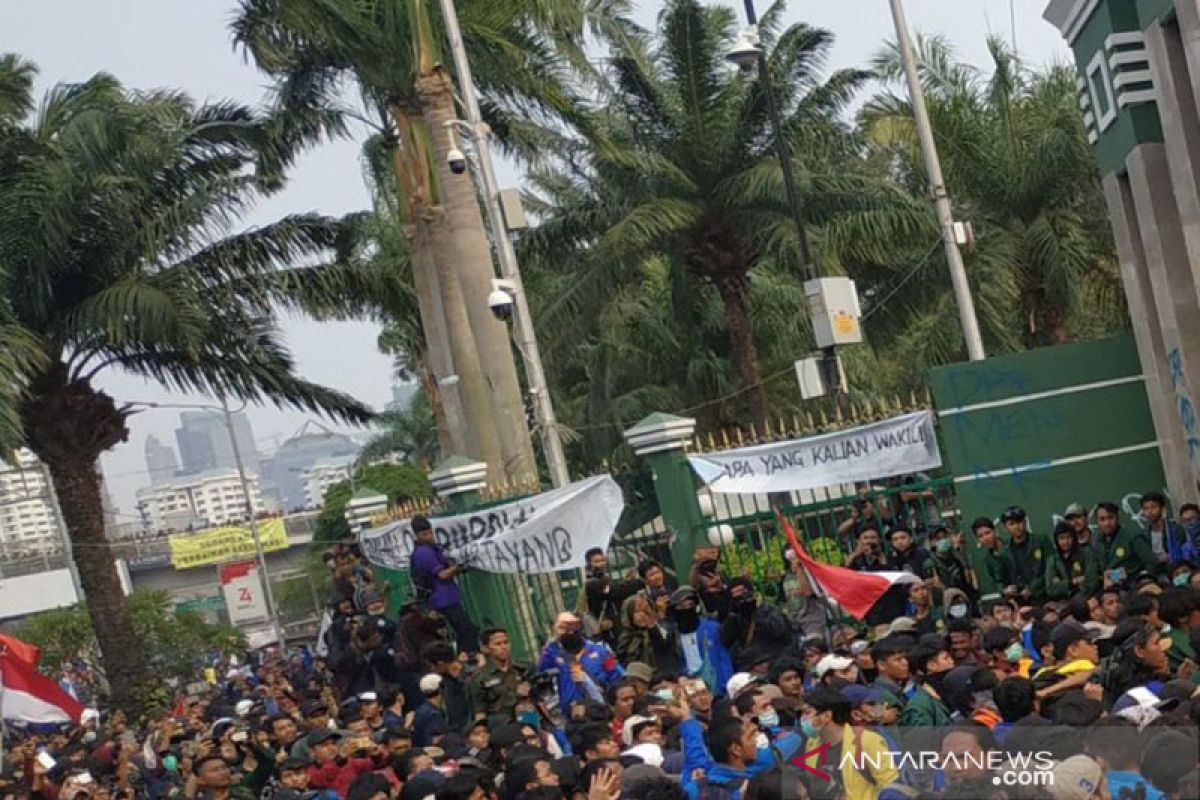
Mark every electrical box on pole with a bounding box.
[804,277,863,348]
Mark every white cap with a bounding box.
[623,742,665,767]
[357,691,378,703]
[725,672,760,698]
[814,654,854,678]
[621,715,660,746]
[419,673,443,695]
[80,708,100,726]
[234,699,254,717]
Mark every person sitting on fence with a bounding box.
[408,514,479,655]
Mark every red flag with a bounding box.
[776,511,920,619]
[0,649,85,723]
[0,634,41,667]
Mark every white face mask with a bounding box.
[949,604,968,619]
[754,732,769,750]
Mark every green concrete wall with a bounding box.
[930,334,1166,537]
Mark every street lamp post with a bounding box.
[730,0,853,394]
[132,399,285,647]
[436,0,571,489]
[887,0,986,361]
[730,0,816,281]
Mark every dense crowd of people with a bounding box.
[3,498,1200,800]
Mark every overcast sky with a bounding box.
[6,1,1069,515]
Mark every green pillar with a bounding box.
[624,413,705,583]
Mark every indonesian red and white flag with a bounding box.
[777,511,921,619]
[0,634,41,667]
[0,648,85,723]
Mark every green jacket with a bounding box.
[1044,546,1099,599]
[1095,526,1155,580]
[1166,625,1197,674]
[976,547,1014,600]
[900,686,951,727]
[1006,534,1048,601]
[926,551,974,599]
[468,660,527,717]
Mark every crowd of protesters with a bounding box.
[3,496,1200,800]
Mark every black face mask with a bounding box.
[673,607,701,633]
[559,632,585,654]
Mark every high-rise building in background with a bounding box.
[261,426,360,512]
[144,435,180,483]
[174,410,259,476]
[136,469,264,532]
[0,449,66,560]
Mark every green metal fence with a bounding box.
[699,477,960,599]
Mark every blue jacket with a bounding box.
[412,701,448,746]
[537,639,624,710]
[679,718,776,800]
[676,619,734,697]
[1172,520,1200,564]
[1106,771,1165,800]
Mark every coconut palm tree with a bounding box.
[232,0,632,482]
[358,393,440,469]
[856,36,1123,371]
[522,0,911,431]
[0,59,374,713]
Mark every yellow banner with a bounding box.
[169,518,288,569]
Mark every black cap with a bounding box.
[280,757,310,773]
[301,700,328,717]
[491,723,527,750]
[309,729,343,746]
[1050,621,1098,658]
[1000,506,1027,523]
[668,586,698,607]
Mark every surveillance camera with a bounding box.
[488,289,514,322]
[727,28,763,72]
[447,148,467,175]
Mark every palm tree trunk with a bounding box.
[21,368,149,714]
[406,217,468,459]
[716,276,770,430]
[420,209,505,475]
[414,353,451,459]
[388,106,501,472]
[417,69,538,483]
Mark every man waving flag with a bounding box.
[776,510,921,619]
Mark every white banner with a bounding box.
[689,410,941,494]
[359,476,625,574]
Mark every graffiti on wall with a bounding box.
[1166,347,1200,465]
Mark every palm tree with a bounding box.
[232,0,630,482]
[855,36,1123,372]
[0,59,373,713]
[359,392,440,469]
[522,0,898,431]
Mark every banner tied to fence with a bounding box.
[168,518,288,569]
[359,476,625,575]
[688,410,942,494]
